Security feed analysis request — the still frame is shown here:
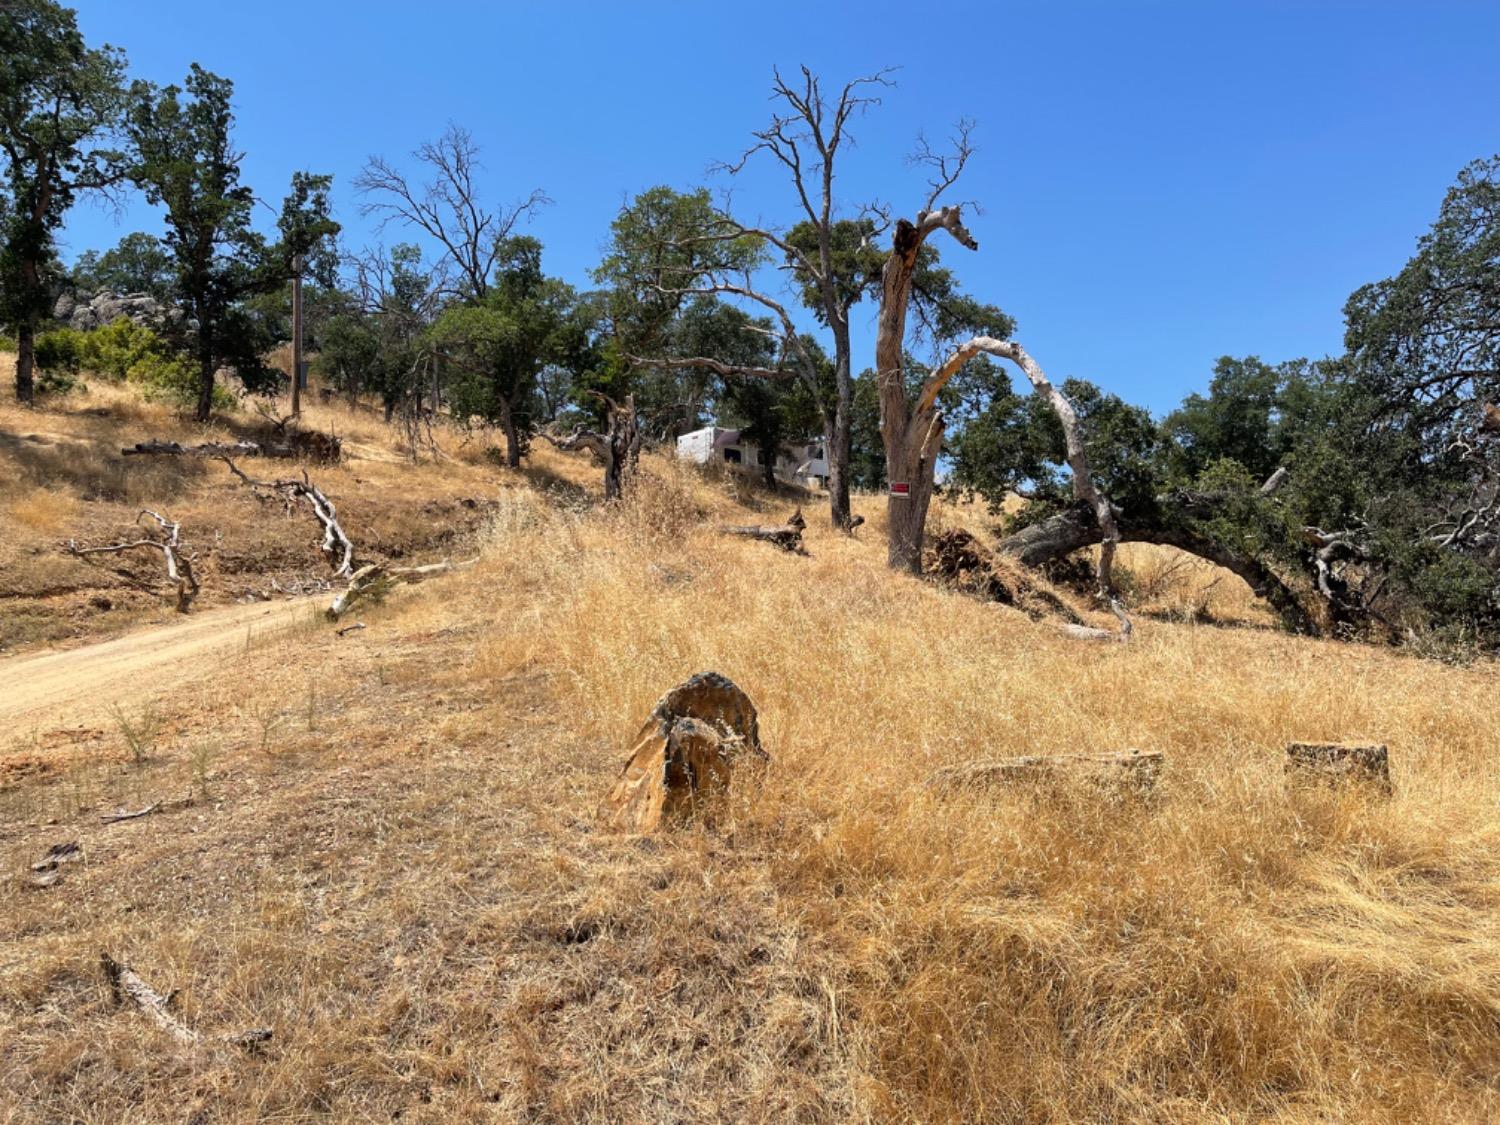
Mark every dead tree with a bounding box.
[356,124,548,302]
[535,392,641,501]
[65,510,199,612]
[622,68,896,531]
[719,508,808,553]
[871,128,1122,591]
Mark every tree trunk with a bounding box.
[14,319,36,405]
[877,215,970,572]
[195,354,215,422]
[827,321,854,529]
[995,501,1318,635]
[499,399,522,469]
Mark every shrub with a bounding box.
[78,317,162,382]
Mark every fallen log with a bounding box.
[719,508,808,554]
[928,749,1164,797]
[325,557,477,620]
[65,509,199,612]
[1284,742,1392,795]
[602,671,769,832]
[122,439,294,459]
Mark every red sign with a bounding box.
[889,482,910,498]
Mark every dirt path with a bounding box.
[0,597,315,733]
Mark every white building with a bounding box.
[676,426,830,489]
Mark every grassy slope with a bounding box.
[2,379,1498,1123]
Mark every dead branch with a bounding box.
[100,952,272,1050]
[100,802,160,823]
[64,510,199,612]
[719,507,808,554]
[924,337,1121,595]
[336,622,366,637]
[1058,600,1134,643]
[326,557,477,620]
[220,460,356,577]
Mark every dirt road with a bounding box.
[0,597,315,733]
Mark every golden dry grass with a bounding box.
[2,384,1498,1122]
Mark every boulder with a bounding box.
[602,671,768,831]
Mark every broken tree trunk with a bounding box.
[1284,742,1392,796]
[325,558,476,620]
[65,509,200,612]
[602,671,768,832]
[534,392,641,501]
[928,749,1163,797]
[719,508,807,553]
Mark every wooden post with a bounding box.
[290,253,305,417]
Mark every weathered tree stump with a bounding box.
[602,671,768,831]
[928,749,1163,797]
[1284,742,1391,795]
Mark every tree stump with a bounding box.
[602,672,768,831]
[927,749,1163,798]
[1284,742,1391,796]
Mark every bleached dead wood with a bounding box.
[719,508,808,553]
[100,952,272,1050]
[325,557,477,620]
[1058,599,1133,643]
[65,509,200,612]
[220,459,356,577]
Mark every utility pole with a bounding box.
[290,253,305,417]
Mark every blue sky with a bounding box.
[60,1,1500,415]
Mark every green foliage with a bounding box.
[0,0,126,396]
[125,65,337,416]
[70,231,173,299]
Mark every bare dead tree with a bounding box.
[534,392,642,501]
[627,67,895,531]
[65,509,199,612]
[355,125,548,300]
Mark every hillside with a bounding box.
[2,380,1498,1122]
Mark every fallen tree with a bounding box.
[719,508,807,553]
[65,509,199,612]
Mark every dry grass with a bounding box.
[2,383,1498,1121]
